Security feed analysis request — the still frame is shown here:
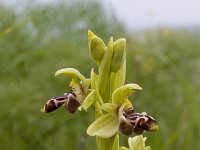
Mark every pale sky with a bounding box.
[102,0,200,30]
[1,0,200,31]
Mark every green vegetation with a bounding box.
[0,1,200,150]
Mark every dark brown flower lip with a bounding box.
[122,110,158,133]
[42,96,67,113]
[42,90,80,113]
[119,119,134,135]
[64,93,81,113]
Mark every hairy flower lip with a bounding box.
[64,93,81,113]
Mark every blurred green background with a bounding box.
[0,0,200,150]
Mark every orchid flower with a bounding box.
[87,84,158,138]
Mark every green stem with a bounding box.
[96,134,119,150]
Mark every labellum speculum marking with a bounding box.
[119,109,158,135]
[42,90,81,113]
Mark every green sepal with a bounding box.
[111,38,126,72]
[55,68,90,102]
[112,83,142,105]
[55,68,86,82]
[87,113,119,138]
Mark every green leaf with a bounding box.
[112,84,142,105]
[55,68,86,82]
[87,113,119,138]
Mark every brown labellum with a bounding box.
[119,119,133,135]
[123,111,158,134]
[43,96,67,113]
[64,93,81,113]
[133,126,144,135]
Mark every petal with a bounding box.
[82,90,96,111]
[90,69,103,104]
[90,68,98,90]
[55,68,86,82]
[128,135,146,150]
[101,103,118,114]
[69,79,86,103]
[87,113,119,138]
[112,84,142,105]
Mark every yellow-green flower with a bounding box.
[87,84,141,137]
[120,135,151,150]
[87,83,158,138]
[41,68,91,113]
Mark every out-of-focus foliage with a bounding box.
[0,1,123,150]
[125,29,200,150]
[0,0,200,150]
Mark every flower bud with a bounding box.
[110,38,126,72]
[89,34,106,64]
